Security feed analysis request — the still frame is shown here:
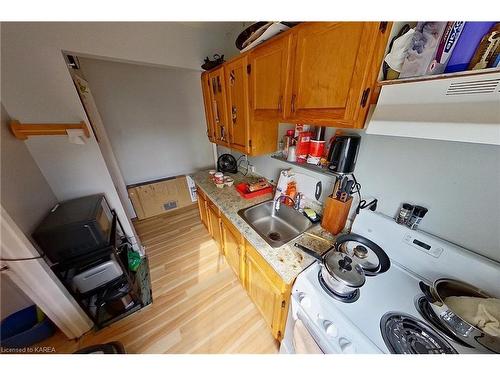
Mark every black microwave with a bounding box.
[33,194,114,264]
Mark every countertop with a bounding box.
[192,170,337,284]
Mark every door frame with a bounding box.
[1,206,93,339]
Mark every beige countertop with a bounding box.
[192,170,337,284]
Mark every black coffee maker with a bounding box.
[327,134,361,174]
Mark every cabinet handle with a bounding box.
[231,105,237,124]
[278,95,283,112]
[291,94,296,113]
[229,70,235,85]
[217,76,222,93]
[211,78,217,95]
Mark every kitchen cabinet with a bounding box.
[201,72,215,142]
[224,56,250,153]
[244,241,291,341]
[248,33,292,121]
[285,22,389,127]
[200,22,390,149]
[221,215,244,282]
[208,67,230,146]
[207,200,223,254]
[194,184,292,341]
[196,188,209,230]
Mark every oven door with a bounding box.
[280,296,325,354]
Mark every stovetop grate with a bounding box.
[380,312,457,354]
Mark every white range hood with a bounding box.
[366,72,500,145]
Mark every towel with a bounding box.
[444,296,500,337]
[293,320,323,354]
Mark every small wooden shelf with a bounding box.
[10,120,90,140]
[270,154,349,179]
[378,67,500,86]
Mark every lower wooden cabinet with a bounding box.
[196,190,209,230]
[207,201,223,254]
[221,215,244,282]
[195,184,291,341]
[244,241,291,341]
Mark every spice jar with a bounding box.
[407,206,428,230]
[396,203,413,225]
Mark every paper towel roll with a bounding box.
[66,128,86,144]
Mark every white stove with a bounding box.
[280,210,500,354]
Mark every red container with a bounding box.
[296,131,312,157]
[309,140,325,157]
[235,183,274,199]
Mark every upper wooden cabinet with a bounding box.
[224,56,250,154]
[208,67,230,146]
[200,22,390,152]
[201,72,215,142]
[285,22,388,127]
[248,34,292,121]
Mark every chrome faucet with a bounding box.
[273,194,299,213]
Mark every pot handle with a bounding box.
[294,243,323,261]
[419,281,436,303]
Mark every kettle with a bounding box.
[327,134,361,174]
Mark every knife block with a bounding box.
[321,196,353,235]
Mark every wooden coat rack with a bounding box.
[9,120,90,140]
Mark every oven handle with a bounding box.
[293,308,325,354]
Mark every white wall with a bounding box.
[1,22,240,239]
[219,127,500,263]
[1,104,58,318]
[79,57,214,185]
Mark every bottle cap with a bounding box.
[402,203,414,210]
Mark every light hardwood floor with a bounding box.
[36,204,279,354]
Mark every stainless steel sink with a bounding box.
[238,200,313,248]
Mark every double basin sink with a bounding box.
[238,200,313,248]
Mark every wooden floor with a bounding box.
[37,204,279,354]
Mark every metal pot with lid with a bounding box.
[419,278,500,353]
[294,243,365,296]
[335,233,391,276]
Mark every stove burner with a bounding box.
[318,271,360,303]
[380,312,457,354]
[415,296,472,348]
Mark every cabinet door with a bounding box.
[208,67,230,146]
[221,217,243,280]
[196,189,209,230]
[244,242,288,340]
[287,22,383,127]
[208,202,223,254]
[225,56,250,153]
[248,34,292,121]
[201,72,215,142]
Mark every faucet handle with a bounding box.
[294,193,302,210]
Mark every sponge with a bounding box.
[304,208,317,220]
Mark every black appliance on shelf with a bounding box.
[217,153,238,174]
[33,194,113,264]
[37,194,153,329]
[327,134,361,174]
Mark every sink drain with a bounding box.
[268,232,281,241]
